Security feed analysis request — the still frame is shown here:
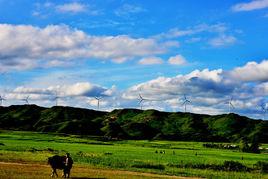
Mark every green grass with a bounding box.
[0,130,268,179]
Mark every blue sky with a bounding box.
[0,0,268,119]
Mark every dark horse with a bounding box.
[48,155,73,178]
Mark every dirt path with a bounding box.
[0,162,200,179]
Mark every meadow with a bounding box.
[0,130,267,179]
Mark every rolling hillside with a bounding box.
[0,105,267,143]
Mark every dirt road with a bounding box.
[0,162,200,179]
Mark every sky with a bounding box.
[0,0,268,119]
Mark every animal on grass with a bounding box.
[48,154,73,178]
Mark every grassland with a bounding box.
[0,130,268,179]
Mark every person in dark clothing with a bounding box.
[63,153,73,178]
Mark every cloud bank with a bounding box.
[0,24,176,72]
[1,60,268,118]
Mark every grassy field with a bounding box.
[0,130,268,179]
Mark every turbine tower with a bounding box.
[53,91,59,106]
[228,97,235,113]
[0,95,6,106]
[22,95,29,105]
[95,96,102,110]
[182,94,191,112]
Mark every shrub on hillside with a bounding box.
[254,161,268,173]
[223,161,248,172]
[239,137,260,153]
[168,160,249,172]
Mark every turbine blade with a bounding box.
[139,93,143,99]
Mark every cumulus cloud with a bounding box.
[1,81,123,110]
[60,82,108,97]
[123,68,226,102]
[56,2,87,13]
[121,63,268,117]
[119,59,268,118]
[208,34,237,47]
[229,60,268,82]
[168,54,187,65]
[0,24,174,72]
[232,0,268,12]
[138,56,163,65]
[8,82,112,100]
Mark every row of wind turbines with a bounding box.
[0,92,267,119]
[138,93,235,113]
[0,92,191,111]
[137,92,268,120]
[0,93,59,106]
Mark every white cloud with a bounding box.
[123,68,225,101]
[232,0,268,12]
[56,2,87,13]
[229,60,268,82]
[61,82,107,97]
[0,24,174,72]
[10,82,111,99]
[13,86,52,95]
[120,60,268,118]
[154,23,238,49]
[254,82,268,95]
[1,82,122,110]
[33,2,99,18]
[208,34,237,47]
[155,23,228,39]
[138,57,163,65]
[168,54,187,65]
[115,4,145,17]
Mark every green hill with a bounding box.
[0,105,267,142]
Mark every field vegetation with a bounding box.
[0,130,268,179]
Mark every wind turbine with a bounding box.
[95,96,102,110]
[138,93,149,110]
[182,94,191,112]
[22,95,29,105]
[260,102,268,120]
[0,95,6,106]
[228,97,235,113]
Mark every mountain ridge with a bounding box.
[0,105,267,143]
